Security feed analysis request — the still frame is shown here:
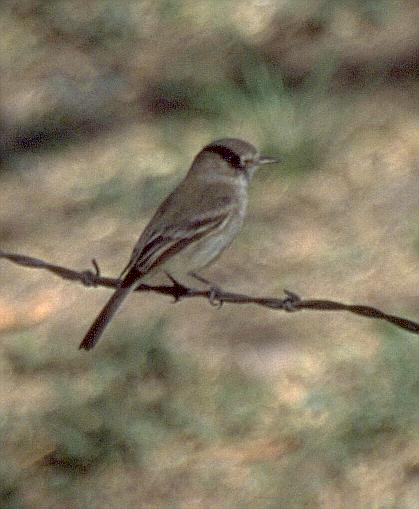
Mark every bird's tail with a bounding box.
[79,284,135,350]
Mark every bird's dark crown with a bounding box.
[202,138,258,170]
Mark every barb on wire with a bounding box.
[1,250,418,335]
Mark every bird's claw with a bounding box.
[209,286,223,308]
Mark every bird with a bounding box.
[79,138,279,350]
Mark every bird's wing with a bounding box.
[118,173,238,280]
[119,210,230,279]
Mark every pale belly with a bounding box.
[140,208,245,288]
[162,212,244,275]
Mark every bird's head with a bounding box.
[194,138,279,181]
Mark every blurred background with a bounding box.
[1,0,419,507]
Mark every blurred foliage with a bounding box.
[308,330,419,459]
[3,321,419,507]
[252,329,419,507]
[2,318,275,506]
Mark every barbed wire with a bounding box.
[1,250,418,336]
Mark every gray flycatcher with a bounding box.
[79,138,279,350]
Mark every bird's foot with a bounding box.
[208,286,223,308]
[189,272,223,308]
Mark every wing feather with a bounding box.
[119,211,230,278]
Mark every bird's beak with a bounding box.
[258,156,280,165]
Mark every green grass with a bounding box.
[1,318,274,499]
[244,327,419,508]
[3,289,419,507]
